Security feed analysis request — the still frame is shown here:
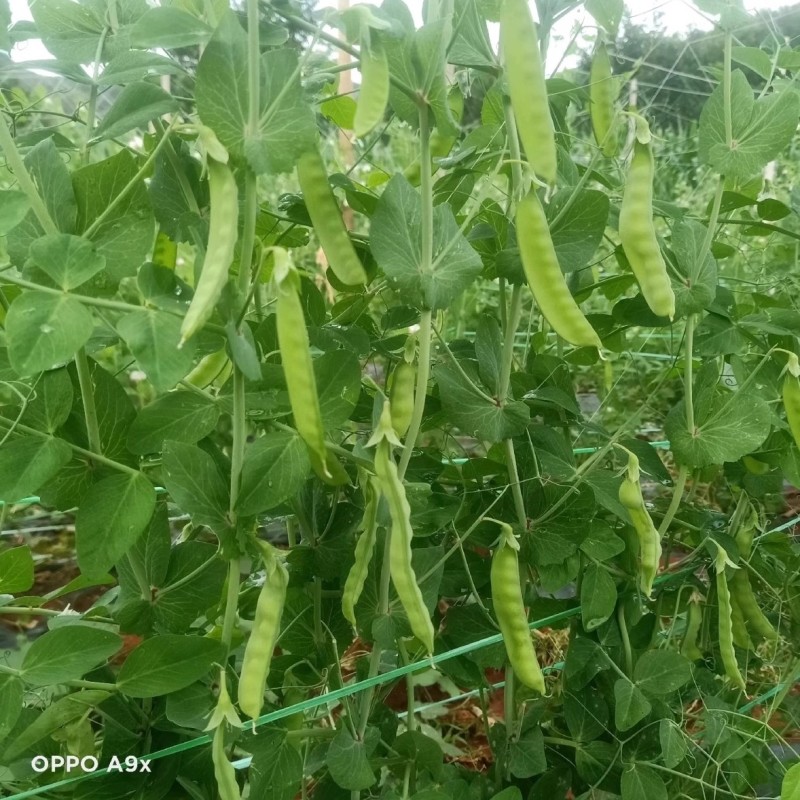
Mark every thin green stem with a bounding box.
[82,27,108,160]
[0,111,59,234]
[229,367,246,514]
[157,552,219,598]
[84,119,178,239]
[723,29,733,147]
[617,602,633,676]
[357,534,393,739]
[503,667,515,778]
[398,106,433,481]
[0,415,140,477]
[658,464,688,538]
[220,559,240,652]
[74,348,102,455]
[497,285,522,402]
[683,314,696,435]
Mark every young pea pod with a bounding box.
[589,39,619,158]
[372,421,435,654]
[500,0,557,185]
[342,476,380,628]
[296,149,367,286]
[714,544,746,692]
[238,544,289,720]
[729,591,754,651]
[681,594,704,661]
[211,725,241,800]
[491,522,545,694]
[152,228,177,269]
[389,337,417,438]
[617,452,661,598]
[618,138,676,320]
[185,349,230,389]
[783,355,800,450]
[516,190,602,349]
[180,157,239,346]
[730,569,778,643]
[354,37,389,138]
[275,259,347,484]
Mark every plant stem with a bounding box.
[0,111,59,235]
[658,464,688,538]
[357,533,393,738]
[617,602,633,676]
[82,28,108,160]
[220,559,240,652]
[74,348,102,456]
[0,415,140,477]
[398,107,434,480]
[497,285,523,402]
[683,314,696,435]
[84,119,178,239]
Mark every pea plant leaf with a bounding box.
[196,12,316,174]
[29,233,106,290]
[698,70,800,179]
[371,174,482,310]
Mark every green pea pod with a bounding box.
[681,595,704,661]
[184,349,230,389]
[589,39,619,158]
[389,342,416,438]
[729,591,753,651]
[617,453,661,598]
[212,725,241,800]
[180,157,239,346]
[373,437,435,654]
[783,370,800,450]
[342,476,380,627]
[730,568,778,643]
[500,0,557,185]
[714,545,746,692]
[296,149,367,286]
[275,262,347,484]
[238,545,289,720]
[354,38,389,138]
[619,139,675,320]
[491,522,545,694]
[516,190,602,349]
[152,228,177,270]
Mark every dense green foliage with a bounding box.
[0,0,799,799]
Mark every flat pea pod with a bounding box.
[212,725,241,800]
[275,263,346,484]
[373,438,435,654]
[296,149,367,286]
[589,40,619,158]
[500,0,557,185]
[618,140,675,320]
[714,546,746,692]
[681,595,704,661]
[342,476,380,627]
[733,497,758,558]
[618,456,661,598]
[729,591,753,651]
[491,523,545,694]
[389,341,416,437]
[180,157,239,346]
[516,190,602,349]
[354,39,389,138]
[783,370,800,450]
[730,568,778,643]
[185,349,230,389]
[238,546,289,720]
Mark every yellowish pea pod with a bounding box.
[238,544,289,720]
[617,451,661,598]
[180,157,239,346]
[184,349,230,389]
[490,522,545,694]
[354,38,389,138]
[342,475,380,628]
[516,190,602,349]
[589,39,620,158]
[500,0,557,185]
[296,149,367,286]
[619,138,676,319]
[372,420,434,654]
